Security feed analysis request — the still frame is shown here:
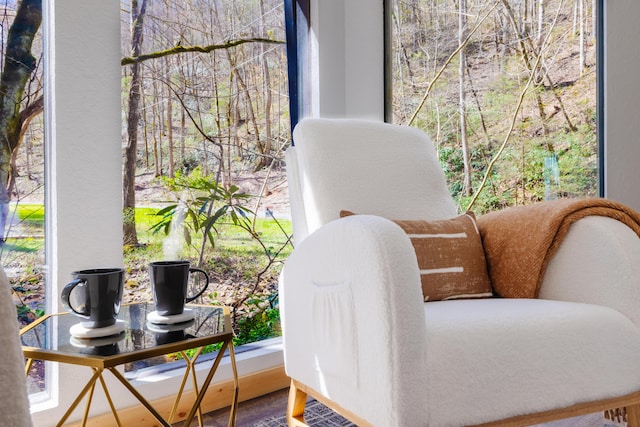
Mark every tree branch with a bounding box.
[465,0,564,211]
[407,1,499,126]
[121,38,285,66]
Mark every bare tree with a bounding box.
[537,0,545,46]
[165,56,174,178]
[0,0,42,241]
[259,0,273,173]
[578,0,585,75]
[459,0,471,196]
[123,0,147,246]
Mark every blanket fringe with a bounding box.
[604,407,627,423]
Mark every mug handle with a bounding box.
[185,268,210,303]
[61,278,90,318]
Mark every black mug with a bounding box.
[61,268,124,329]
[149,261,209,316]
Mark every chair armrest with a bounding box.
[540,216,640,326]
[279,214,429,425]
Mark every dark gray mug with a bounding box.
[61,268,124,329]
[149,261,209,316]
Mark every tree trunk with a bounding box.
[123,0,147,246]
[459,0,471,196]
[211,1,265,171]
[537,0,544,46]
[259,0,272,173]
[500,0,575,133]
[141,88,150,168]
[165,57,174,178]
[211,52,229,186]
[152,80,161,177]
[592,0,596,39]
[579,0,585,75]
[0,0,42,241]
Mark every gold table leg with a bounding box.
[182,339,238,427]
[227,341,239,427]
[56,368,104,427]
[33,347,236,427]
[169,348,205,426]
[107,367,172,427]
[80,373,97,426]
[25,358,34,378]
[187,350,205,426]
[170,351,196,423]
[98,370,123,427]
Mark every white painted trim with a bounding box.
[34,0,123,424]
[602,0,640,212]
[309,0,384,120]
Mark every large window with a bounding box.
[2,0,289,420]
[0,0,46,395]
[392,0,598,213]
[16,0,640,422]
[119,0,290,375]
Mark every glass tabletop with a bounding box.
[20,303,231,368]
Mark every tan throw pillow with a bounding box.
[340,211,493,302]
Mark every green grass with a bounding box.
[3,203,293,259]
[2,238,41,253]
[2,204,46,253]
[136,206,292,258]
[215,218,293,257]
[12,203,45,224]
[135,206,167,243]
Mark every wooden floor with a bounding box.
[186,388,626,427]
[190,392,628,427]
[190,387,290,427]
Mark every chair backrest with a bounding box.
[286,118,458,243]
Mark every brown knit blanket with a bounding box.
[476,198,640,298]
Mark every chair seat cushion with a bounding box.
[424,298,640,426]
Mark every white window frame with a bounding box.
[601,0,640,211]
[33,0,125,421]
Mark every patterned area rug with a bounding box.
[253,401,625,427]
[254,400,354,427]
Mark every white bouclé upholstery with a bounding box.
[424,299,640,426]
[0,266,33,427]
[280,118,640,426]
[281,214,429,425]
[541,216,640,327]
[288,118,457,243]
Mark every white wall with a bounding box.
[309,0,385,120]
[603,0,640,212]
[46,0,123,312]
[34,0,123,424]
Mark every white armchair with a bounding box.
[279,118,640,426]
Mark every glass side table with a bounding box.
[20,303,238,427]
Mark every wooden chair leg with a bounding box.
[287,379,309,427]
[626,404,640,427]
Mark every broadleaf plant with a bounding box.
[151,167,254,265]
